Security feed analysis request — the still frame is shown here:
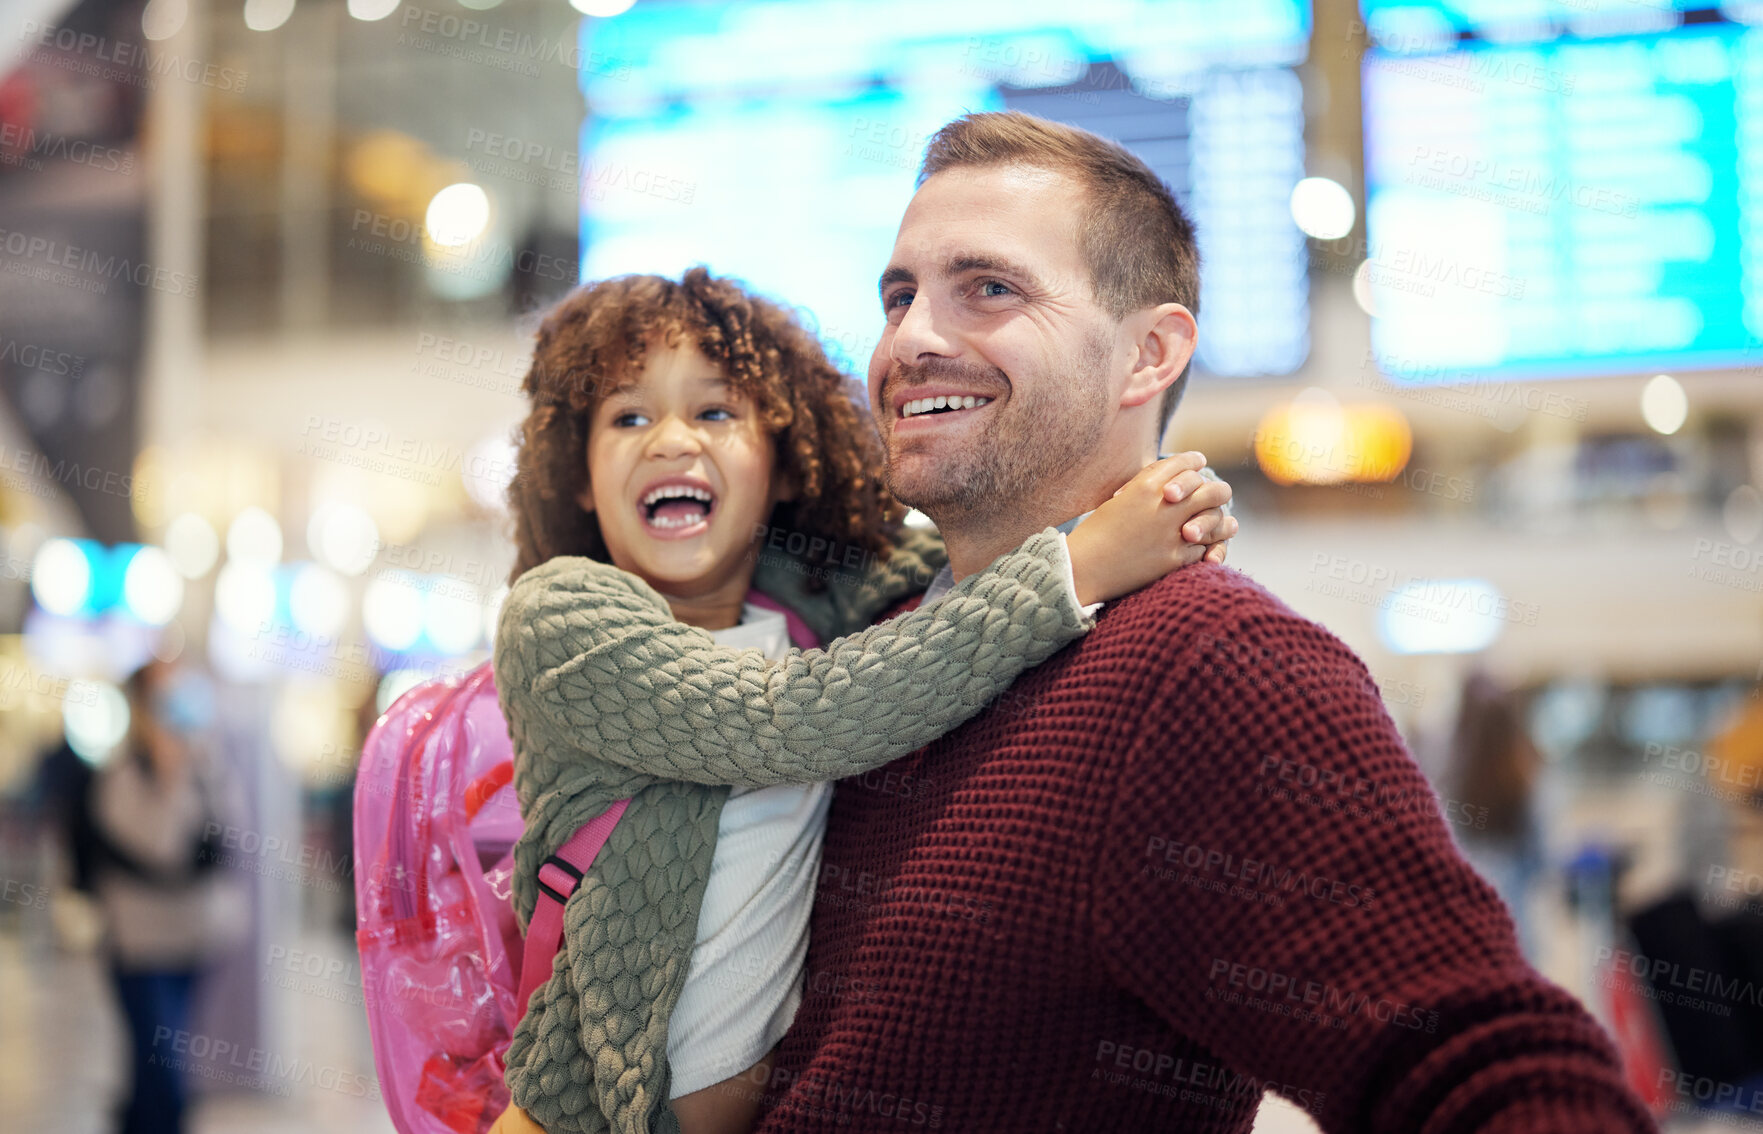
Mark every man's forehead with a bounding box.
[908,163,1084,217]
[889,164,1086,273]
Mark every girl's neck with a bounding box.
[652,558,756,631]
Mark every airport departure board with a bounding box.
[1362,11,1763,379]
[576,0,1314,378]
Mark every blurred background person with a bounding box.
[1443,671,1546,959]
[90,659,248,1134]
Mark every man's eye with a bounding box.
[978,280,1013,298]
[885,290,913,310]
[611,411,649,427]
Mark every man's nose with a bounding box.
[645,415,703,460]
[889,293,955,366]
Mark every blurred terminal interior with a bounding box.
[1,0,1763,1131]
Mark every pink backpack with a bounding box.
[353,591,819,1133]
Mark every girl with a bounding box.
[492,268,1234,1134]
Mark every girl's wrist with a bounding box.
[1065,524,1111,607]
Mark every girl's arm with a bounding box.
[495,458,1234,790]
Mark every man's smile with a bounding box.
[887,382,1002,434]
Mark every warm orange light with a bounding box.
[346,130,434,211]
[1254,392,1412,486]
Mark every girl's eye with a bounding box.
[700,407,735,422]
[611,411,649,428]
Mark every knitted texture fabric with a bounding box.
[755,565,1658,1134]
[747,526,947,648]
[493,528,1092,1134]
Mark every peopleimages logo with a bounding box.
[1091,1040,1327,1115]
[148,1028,378,1099]
[1594,945,1762,1018]
[0,333,84,377]
[0,124,133,176]
[1206,959,1439,1033]
[0,227,198,296]
[1141,836,1376,910]
[18,21,249,92]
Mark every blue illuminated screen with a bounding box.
[577,0,1314,378]
[1362,20,1762,381]
[1358,0,1722,48]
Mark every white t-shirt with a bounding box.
[665,602,831,1098]
[664,544,1097,1096]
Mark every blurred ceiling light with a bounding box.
[366,478,432,546]
[308,501,381,576]
[457,0,504,8]
[165,513,221,578]
[65,681,130,765]
[131,446,167,529]
[1725,485,1763,544]
[121,546,185,626]
[347,130,433,208]
[151,621,187,664]
[348,0,401,20]
[290,563,351,640]
[364,574,425,652]
[1254,389,1411,486]
[244,0,296,31]
[1350,260,1378,317]
[462,435,519,511]
[1289,176,1356,240]
[215,563,278,634]
[270,681,345,775]
[1377,579,1507,655]
[425,585,484,656]
[1640,373,1688,435]
[142,0,188,40]
[425,183,491,247]
[32,539,92,616]
[227,506,283,567]
[571,0,638,16]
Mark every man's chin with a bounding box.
[884,455,984,516]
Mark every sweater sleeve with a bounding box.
[496,528,1092,789]
[1088,591,1657,1133]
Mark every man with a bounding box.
[752,112,1655,1132]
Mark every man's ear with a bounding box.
[1120,303,1197,409]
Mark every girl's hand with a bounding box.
[1067,452,1237,606]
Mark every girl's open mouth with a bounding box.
[638,481,716,537]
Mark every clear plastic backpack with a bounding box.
[353,661,626,1134]
[353,591,817,1133]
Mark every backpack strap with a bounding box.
[514,595,815,1024]
[516,798,630,1025]
[745,588,822,649]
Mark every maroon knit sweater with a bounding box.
[751,564,1657,1134]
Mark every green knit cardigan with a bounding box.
[492,528,1092,1134]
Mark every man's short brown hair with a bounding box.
[917,110,1201,428]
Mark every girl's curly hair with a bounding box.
[506,267,904,586]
